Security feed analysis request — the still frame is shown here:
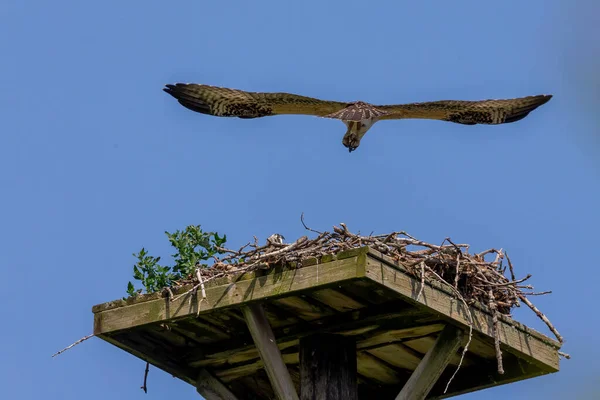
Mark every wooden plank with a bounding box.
[216,353,299,382]
[308,288,366,312]
[365,254,560,371]
[194,340,299,369]
[94,254,366,334]
[402,335,474,366]
[340,280,393,305]
[170,319,230,344]
[196,369,239,400]
[271,296,336,321]
[91,248,370,314]
[262,304,302,329]
[356,352,403,385]
[187,308,432,368]
[300,334,358,400]
[463,334,497,359]
[367,344,423,371]
[195,322,441,372]
[429,354,548,399]
[197,313,245,336]
[396,325,464,400]
[142,324,191,348]
[211,324,446,383]
[357,324,445,350]
[242,303,299,400]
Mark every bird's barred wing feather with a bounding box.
[375,95,552,125]
[163,84,348,119]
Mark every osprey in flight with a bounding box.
[163,83,552,152]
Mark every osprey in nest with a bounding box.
[163,83,552,152]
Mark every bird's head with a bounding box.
[266,233,285,245]
[341,118,377,153]
[342,134,361,152]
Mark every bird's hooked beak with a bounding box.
[342,132,360,153]
[341,121,361,153]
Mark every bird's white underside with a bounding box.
[343,118,378,139]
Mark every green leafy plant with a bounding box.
[125,225,227,298]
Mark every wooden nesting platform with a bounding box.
[93,247,560,399]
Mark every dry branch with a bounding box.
[122,218,565,376]
[52,334,94,357]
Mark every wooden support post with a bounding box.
[242,303,300,400]
[196,369,239,400]
[396,324,463,400]
[299,334,358,400]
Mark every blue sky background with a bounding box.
[1,1,599,398]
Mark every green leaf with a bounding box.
[126,281,136,297]
[128,224,229,296]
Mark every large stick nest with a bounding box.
[55,219,567,384]
[175,219,562,340]
[166,218,565,377]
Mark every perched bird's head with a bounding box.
[266,233,285,245]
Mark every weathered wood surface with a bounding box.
[365,250,560,370]
[429,353,545,399]
[188,307,434,371]
[356,351,403,385]
[402,336,474,367]
[208,321,444,384]
[300,334,358,400]
[91,247,368,314]
[307,288,365,312]
[196,369,239,400]
[93,246,560,399]
[242,303,299,400]
[94,252,367,334]
[396,325,463,400]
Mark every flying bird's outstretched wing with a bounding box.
[375,95,552,125]
[163,83,348,119]
[163,83,553,152]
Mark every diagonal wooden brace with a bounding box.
[196,369,239,400]
[396,324,464,400]
[242,303,300,400]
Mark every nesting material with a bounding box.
[171,219,563,354]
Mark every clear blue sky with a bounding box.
[1,1,599,398]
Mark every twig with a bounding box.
[195,267,207,316]
[196,268,206,300]
[416,261,426,301]
[505,251,517,281]
[246,236,308,264]
[521,291,552,296]
[487,275,532,287]
[422,266,474,394]
[52,334,94,357]
[559,351,571,359]
[140,362,149,393]
[300,212,323,234]
[519,294,563,343]
[454,253,461,289]
[488,290,504,374]
[131,217,565,375]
